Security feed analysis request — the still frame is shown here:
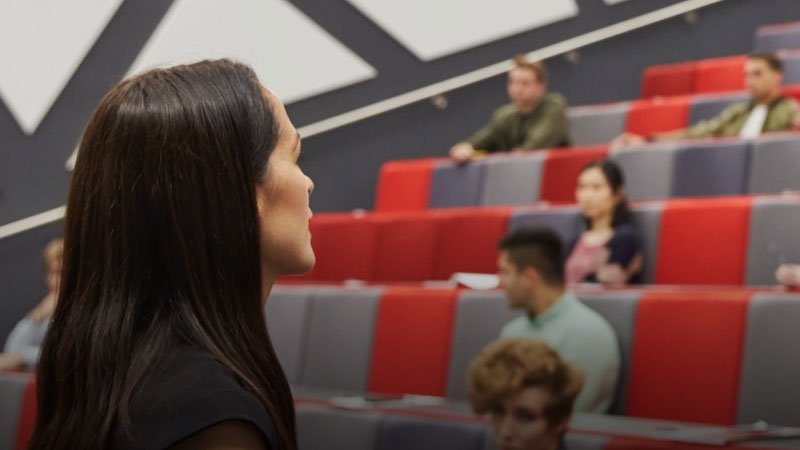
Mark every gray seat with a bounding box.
[568,103,629,146]
[564,433,610,450]
[377,415,489,450]
[671,141,751,198]
[688,93,748,124]
[429,160,487,208]
[748,136,800,194]
[745,197,800,285]
[783,54,800,85]
[264,286,316,384]
[738,293,800,425]
[754,25,800,52]
[445,290,523,400]
[630,203,663,284]
[610,144,679,201]
[480,153,544,206]
[509,206,582,246]
[296,404,382,450]
[300,287,383,392]
[576,290,642,415]
[0,372,31,450]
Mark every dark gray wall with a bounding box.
[2,0,800,342]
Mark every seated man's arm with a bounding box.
[517,95,569,150]
[450,111,501,161]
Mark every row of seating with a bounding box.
[642,51,800,99]
[376,133,800,212]
[754,21,800,53]
[295,194,800,285]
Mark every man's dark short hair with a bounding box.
[749,53,783,73]
[498,226,565,285]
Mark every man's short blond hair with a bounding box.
[43,238,64,268]
[468,338,583,427]
[512,55,548,84]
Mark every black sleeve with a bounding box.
[606,224,641,268]
[115,352,275,450]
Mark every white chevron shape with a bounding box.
[126,0,376,104]
[0,0,123,135]
[346,0,579,61]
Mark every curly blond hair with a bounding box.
[468,338,584,426]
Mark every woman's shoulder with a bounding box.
[116,349,274,450]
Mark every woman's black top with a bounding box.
[113,348,275,449]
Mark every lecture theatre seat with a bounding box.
[754,22,800,52]
[429,160,487,209]
[508,204,583,245]
[374,158,438,212]
[694,55,748,95]
[625,290,751,425]
[611,143,679,201]
[296,404,382,450]
[746,135,800,195]
[781,52,800,85]
[0,372,31,450]
[688,92,748,124]
[311,213,380,281]
[745,196,800,285]
[265,286,317,384]
[654,197,752,285]
[372,212,441,282]
[641,61,697,98]
[625,96,690,136]
[567,103,629,146]
[368,287,458,396]
[480,152,544,206]
[433,208,510,280]
[670,140,751,198]
[375,415,488,450]
[539,146,609,203]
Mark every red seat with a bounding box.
[310,213,380,281]
[626,290,750,425]
[372,212,441,282]
[782,84,800,103]
[368,287,458,396]
[433,208,511,280]
[374,158,438,212]
[626,96,691,136]
[539,146,609,203]
[14,376,36,450]
[694,55,748,94]
[641,62,697,98]
[654,197,752,285]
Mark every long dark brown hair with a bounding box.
[29,59,296,449]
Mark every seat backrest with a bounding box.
[747,135,800,194]
[0,372,30,450]
[694,55,748,94]
[376,415,488,450]
[670,140,751,198]
[626,291,751,425]
[688,93,749,124]
[781,53,800,85]
[630,203,664,284]
[296,404,382,450]
[654,197,752,285]
[568,103,629,146]
[641,62,697,99]
[540,147,609,203]
[564,432,611,450]
[429,160,487,209]
[576,291,642,415]
[301,287,383,392]
[480,153,544,206]
[368,287,458,396]
[445,290,522,400]
[312,214,381,281]
[372,212,441,282]
[610,144,679,201]
[374,158,437,212]
[264,287,316,384]
[745,196,800,285]
[434,208,511,280]
[754,22,800,52]
[625,97,690,136]
[508,205,582,246]
[738,293,800,426]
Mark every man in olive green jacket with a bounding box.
[450,57,571,162]
[614,53,799,147]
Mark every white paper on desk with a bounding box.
[449,273,500,290]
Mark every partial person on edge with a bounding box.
[450,56,571,163]
[612,53,799,148]
[497,226,620,413]
[0,238,63,371]
[469,339,584,450]
[566,160,642,286]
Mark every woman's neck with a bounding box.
[590,213,613,233]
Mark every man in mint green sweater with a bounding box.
[496,227,620,414]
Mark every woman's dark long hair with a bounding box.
[29,60,296,449]
[580,159,633,229]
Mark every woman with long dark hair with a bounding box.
[29,59,313,450]
[565,160,642,285]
